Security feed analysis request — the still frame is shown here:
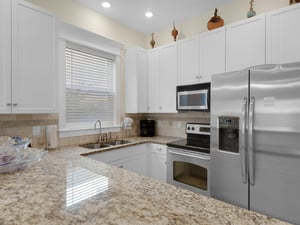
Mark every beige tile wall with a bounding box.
[0,114,59,148]
[0,112,209,148]
[137,112,210,138]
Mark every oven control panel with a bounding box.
[186,123,210,135]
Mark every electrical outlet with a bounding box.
[33,126,41,136]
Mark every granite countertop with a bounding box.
[0,136,290,225]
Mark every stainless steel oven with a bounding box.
[167,123,210,196]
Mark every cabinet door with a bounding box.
[178,36,200,85]
[12,0,56,113]
[199,27,225,81]
[149,144,167,182]
[159,43,177,113]
[137,49,148,112]
[125,47,148,113]
[226,15,266,72]
[118,153,148,176]
[0,0,11,113]
[266,4,300,64]
[86,144,148,176]
[148,49,160,112]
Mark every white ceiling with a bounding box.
[75,0,235,34]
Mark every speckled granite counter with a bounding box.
[0,136,290,225]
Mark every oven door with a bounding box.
[167,147,210,196]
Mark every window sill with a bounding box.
[59,126,121,138]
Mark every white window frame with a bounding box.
[58,22,123,138]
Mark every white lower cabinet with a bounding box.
[87,144,148,176]
[86,143,167,182]
[111,153,148,177]
[149,143,167,182]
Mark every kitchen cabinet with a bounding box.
[111,153,148,177]
[86,144,148,176]
[0,0,56,114]
[159,43,177,113]
[226,14,266,72]
[0,0,11,113]
[199,27,226,81]
[266,4,300,64]
[148,44,177,113]
[147,48,160,112]
[177,36,200,85]
[149,143,167,182]
[125,47,148,113]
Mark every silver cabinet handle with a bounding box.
[13,103,18,106]
[249,96,255,185]
[119,165,123,168]
[6,103,11,106]
[196,75,202,79]
[241,97,248,184]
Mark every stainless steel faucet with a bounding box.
[94,120,102,142]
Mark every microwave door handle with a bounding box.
[241,97,248,184]
[249,96,255,185]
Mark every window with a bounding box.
[61,42,118,131]
[58,22,122,137]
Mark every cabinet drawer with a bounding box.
[151,143,167,155]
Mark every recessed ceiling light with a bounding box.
[102,1,111,8]
[145,11,153,18]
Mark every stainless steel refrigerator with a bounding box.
[210,63,300,224]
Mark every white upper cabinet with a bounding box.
[177,36,200,85]
[0,0,56,114]
[199,27,226,81]
[148,48,160,113]
[0,0,11,113]
[159,43,177,113]
[148,44,178,113]
[125,47,148,113]
[226,14,266,72]
[11,0,56,113]
[266,4,300,64]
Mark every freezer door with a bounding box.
[210,69,249,209]
[249,63,300,224]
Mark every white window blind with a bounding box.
[65,42,116,127]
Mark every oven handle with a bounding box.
[168,149,211,161]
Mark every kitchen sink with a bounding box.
[106,140,130,146]
[79,140,130,149]
[79,143,111,149]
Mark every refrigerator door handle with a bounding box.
[249,96,255,185]
[241,97,248,184]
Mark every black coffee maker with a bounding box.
[140,120,155,137]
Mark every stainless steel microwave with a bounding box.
[176,83,210,111]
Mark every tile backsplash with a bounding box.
[0,114,59,148]
[0,112,210,148]
[127,112,210,138]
